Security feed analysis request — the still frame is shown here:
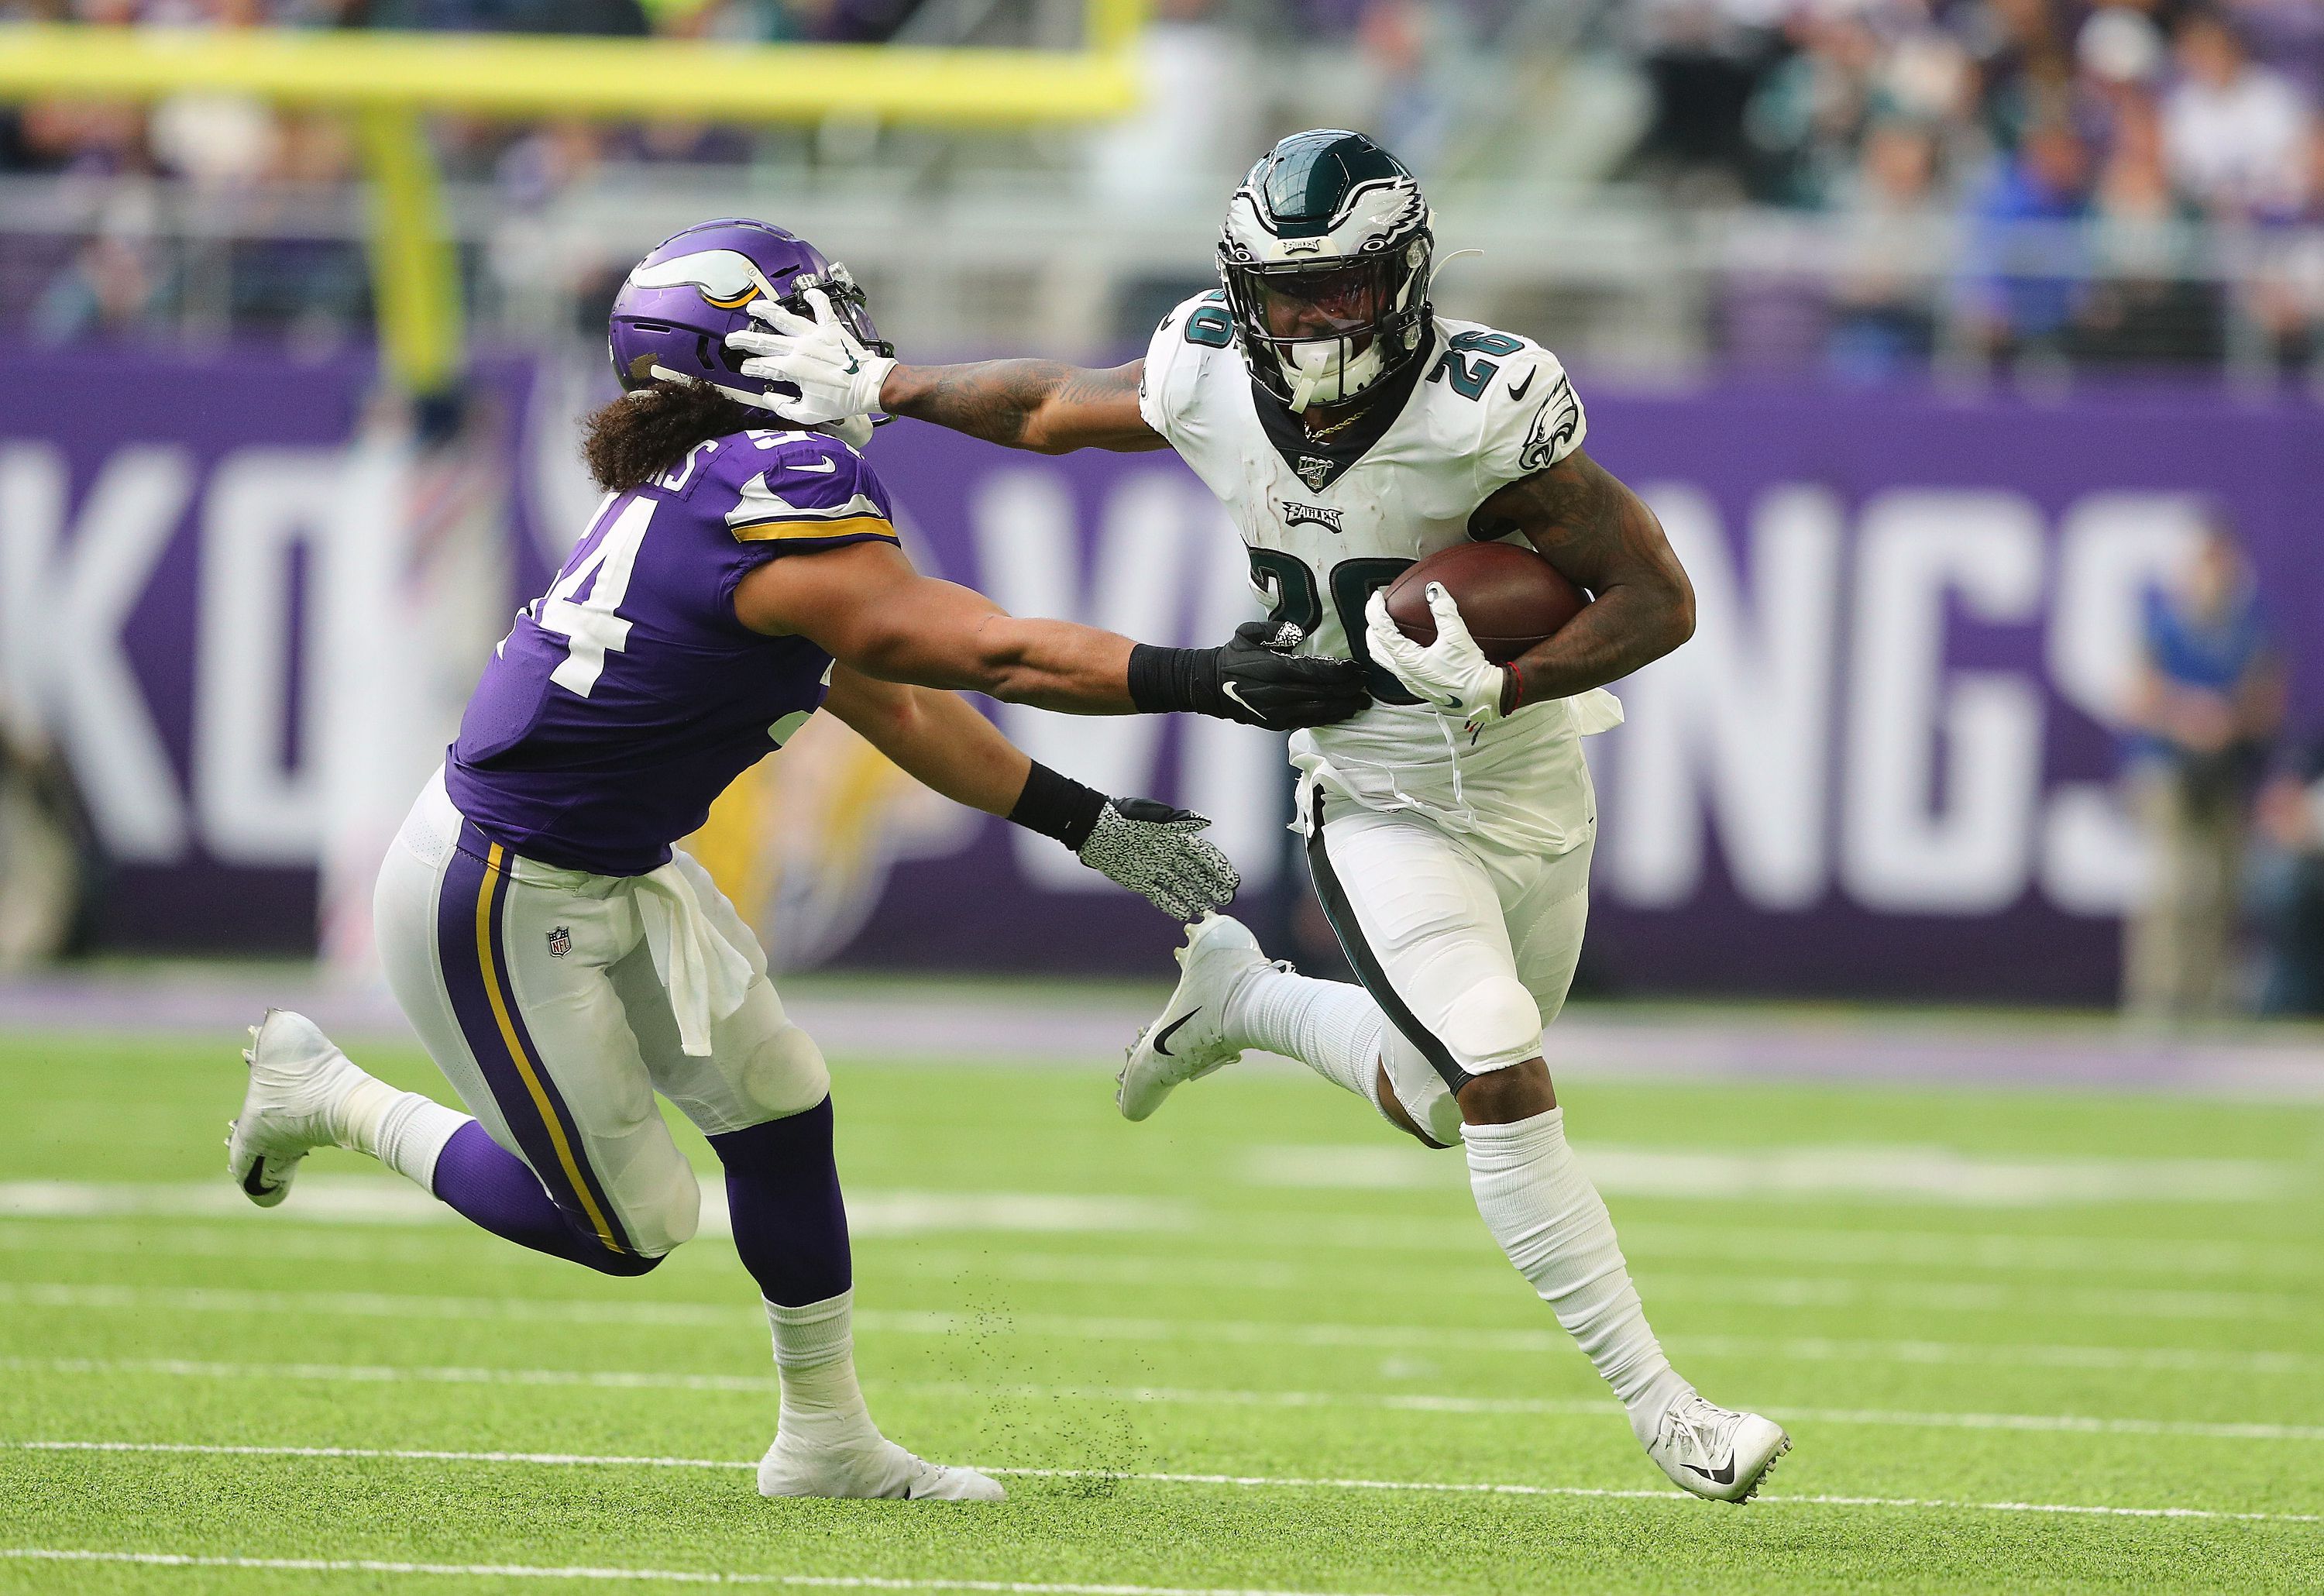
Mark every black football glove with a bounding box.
[1075,797,1240,920]
[1128,621,1370,732]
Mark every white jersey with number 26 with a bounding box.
[1139,290,1622,855]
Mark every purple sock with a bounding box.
[430,1120,660,1278]
[706,1096,851,1307]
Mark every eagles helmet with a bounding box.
[607,218,892,412]
[1217,130,1434,414]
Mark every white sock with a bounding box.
[1224,967,1386,1114]
[1463,1108,1693,1445]
[333,1074,468,1192]
[765,1289,882,1450]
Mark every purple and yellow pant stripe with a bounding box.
[436,820,634,1258]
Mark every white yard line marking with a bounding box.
[15,1439,746,1470]
[10,1194,2315,1295]
[7,1188,2309,1284]
[1640,1276,2310,1323]
[0,1182,1184,1239]
[9,1442,2319,1528]
[0,1221,466,1266]
[7,1217,2305,1321]
[1167,1213,2324,1285]
[1608,1221,2322,1281]
[0,1227,1313,1294]
[11,1356,787,1395]
[8,1282,2315,1375]
[6,1222,2316,1309]
[1772,1407,2324,1442]
[15,1357,2324,1444]
[0,1280,744,1328]
[866,1239,2324,1293]
[1673,1333,2322,1377]
[988,1468,2324,1525]
[1249,1145,2299,1206]
[0,1548,1387,1595]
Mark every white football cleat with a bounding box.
[1116,913,1277,1122]
[226,1010,365,1207]
[1646,1394,1790,1504]
[757,1435,1005,1502]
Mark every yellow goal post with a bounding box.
[0,5,1145,391]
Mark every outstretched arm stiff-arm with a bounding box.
[876,360,1166,455]
[731,538,1367,729]
[722,288,1164,454]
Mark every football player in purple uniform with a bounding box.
[225,219,1366,1503]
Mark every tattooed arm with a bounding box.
[1468,448,1696,711]
[877,359,1168,455]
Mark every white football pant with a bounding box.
[1304,789,1591,1146]
[373,770,830,1262]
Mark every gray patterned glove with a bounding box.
[1076,798,1241,920]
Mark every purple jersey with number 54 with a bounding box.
[447,428,900,876]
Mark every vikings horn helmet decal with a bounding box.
[607,218,892,414]
[1217,130,1434,414]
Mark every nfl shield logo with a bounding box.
[1296,456,1334,492]
[547,927,572,958]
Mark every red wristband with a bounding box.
[1501,662,1525,716]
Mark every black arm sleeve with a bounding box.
[1006,761,1108,850]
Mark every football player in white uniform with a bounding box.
[726,129,1789,1502]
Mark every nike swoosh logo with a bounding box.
[1220,681,1260,718]
[1683,1459,1738,1486]
[242,1161,280,1199]
[792,457,837,473]
[1151,1008,1202,1058]
[1507,368,1537,402]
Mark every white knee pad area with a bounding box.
[616,1147,703,1258]
[1441,975,1545,1074]
[737,1023,833,1123]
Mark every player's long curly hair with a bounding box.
[581,380,761,492]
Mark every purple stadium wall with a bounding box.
[2,348,2317,999]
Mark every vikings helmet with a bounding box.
[607,218,891,412]
[1217,130,1434,414]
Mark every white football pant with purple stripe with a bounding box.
[373,769,832,1264]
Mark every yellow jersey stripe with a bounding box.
[475,843,624,1253]
[731,514,898,544]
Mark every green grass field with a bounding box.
[2,1023,2320,1594]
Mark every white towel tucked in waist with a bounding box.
[631,859,755,1057]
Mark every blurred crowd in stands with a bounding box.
[5,0,2324,374]
[1628,0,2324,375]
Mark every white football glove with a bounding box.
[1364,585,1510,734]
[724,286,895,427]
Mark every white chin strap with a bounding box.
[1283,337,1384,414]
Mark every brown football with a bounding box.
[1383,542,1587,664]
